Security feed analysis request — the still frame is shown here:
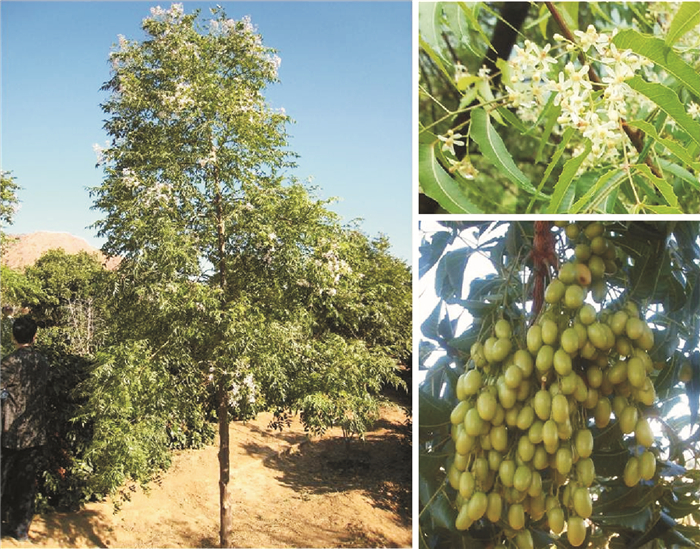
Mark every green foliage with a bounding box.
[418,221,700,548]
[419,2,700,213]
[0,171,20,253]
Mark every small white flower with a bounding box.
[438,129,465,156]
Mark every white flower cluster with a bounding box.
[162,81,195,112]
[506,26,651,165]
[228,372,257,408]
[197,146,218,168]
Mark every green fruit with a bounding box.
[477,391,498,421]
[573,487,593,518]
[576,457,596,486]
[607,360,628,385]
[578,303,597,326]
[459,471,475,498]
[504,364,524,389]
[591,279,606,302]
[561,328,580,354]
[594,398,612,429]
[547,507,565,535]
[515,530,534,549]
[527,325,543,354]
[626,317,645,340]
[567,516,587,547]
[463,369,482,395]
[610,310,629,335]
[472,456,489,482]
[584,221,604,239]
[467,491,488,520]
[455,428,476,455]
[559,262,577,284]
[448,463,461,490]
[575,244,592,262]
[545,279,566,304]
[542,420,559,449]
[627,357,646,388]
[552,394,569,424]
[518,435,536,462]
[564,223,580,240]
[554,348,573,376]
[534,390,552,421]
[635,417,654,447]
[451,401,470,425]
[486,492,502,523]
[640,450,656,480]
[498,382,517,409]
[464,408,484,436]
[624,456,641,487]
[564,284,586,309]
[575,429,594,459]
[555,447,573,475]
[536,345,555,373]
[590,235,608,255]
[587,322,608,350]
[490,424,509,452]
[588,254,606,280]
[508,503,525,530]
[620,406,639,435]
[491,338,512,362]
[514,349,534,377]
[516,406,536,431]
[541,319,558,345]
[527,470,543,497]
[455,502,472,530]
[513,464,533,492]
[586,366,603,388]
[499,459,516,487]
[495,319,512,339]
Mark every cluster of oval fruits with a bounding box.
[448,222,659,548]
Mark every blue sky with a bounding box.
[1,1,411,261]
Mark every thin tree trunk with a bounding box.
[214,174,231,548]
[218,382,231,547]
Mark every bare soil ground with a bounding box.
[2,403,411,548]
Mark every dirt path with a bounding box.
[2,406,411,548]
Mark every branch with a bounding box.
[545,2,662,179]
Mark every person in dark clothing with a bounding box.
[1,315,50,541]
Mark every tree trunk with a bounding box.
[218,382,231,548]
[214,173,231,548]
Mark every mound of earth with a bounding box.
[1,404,411,548]
[2,232,120,271]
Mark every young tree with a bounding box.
[91,5,408,545]
[418,221,700,548]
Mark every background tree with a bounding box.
[90,5,408,546]
[419,221,700,548]
[419,2,700,214]
[0,170,20,254]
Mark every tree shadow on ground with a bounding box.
[239,410,411,528]
[35,509,109,547]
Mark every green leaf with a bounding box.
[435,248,470,301]
[625,77,700,145]
[547,140,592,213]
[613,30,700,99]
[419,142,483,214]
[418,383,452,428]
[419,3,446,63]
[528,126,574,213]
[470,108,546,198]
[627,119,700,171]
[458,2,496,55]
[571,169,626,213]
[634,164,680,208]
[658,159,700,190]
[666,2,700,45]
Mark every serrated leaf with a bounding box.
[547,140,592,213]
[625,76,700,146]
[666,2,700,45]
[571,169,626,213]
[627,119,700,170]
[634,164,680,208]
[470,108,546,198]
[419,142,483,214]
[613,30,700,99]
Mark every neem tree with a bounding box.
[419,2,700,214]
[90,5,406,546]
[419,221,700,548]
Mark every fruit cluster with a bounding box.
[448,222,659,548]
